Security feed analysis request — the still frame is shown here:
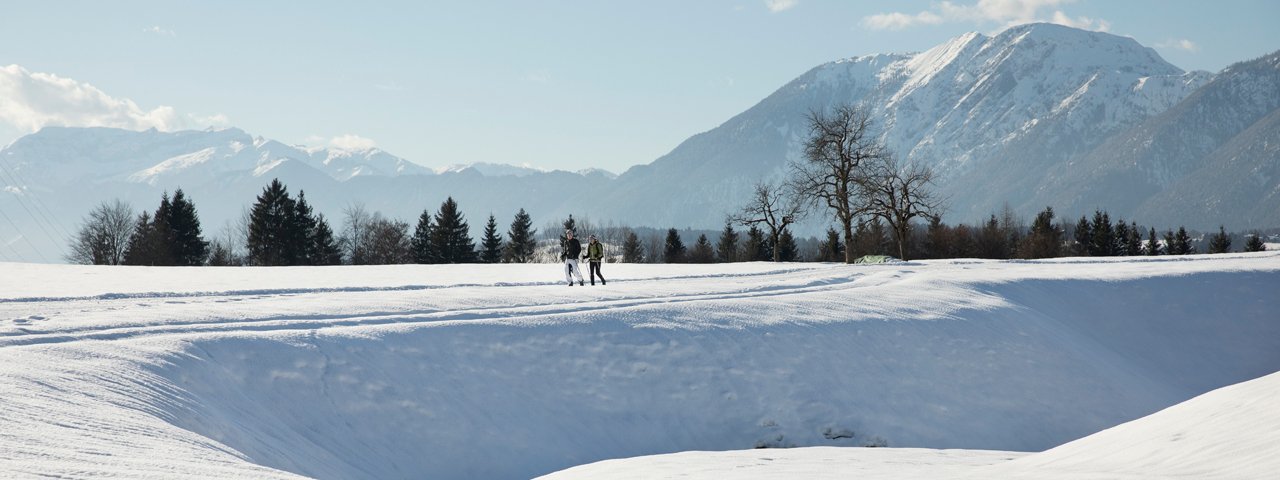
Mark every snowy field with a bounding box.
[2,253,1278,479]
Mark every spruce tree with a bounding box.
[1172,227,1194,255]
[867,218,890,256]
[1125,221,1143,256]
[431,197,476,263]
[621,230,644,263]
[776,228,798,262]
[977,214,1008,259]
[480,213,503,263]
[124,211,161,265]
[924,216,949,259]
[1208,226,1232,254]
[716,222,739,263]
[819,227,844,262]
[291,191,319,265]
[663,228,686,263]
[1021,207,1061,259]
[312,213,343,265]
[742,225,769,262]
[1163,229,1178,255]
[411,209,436,264]
[503,208,537,263]
[1244,232,1266,252]
[1089,210,1114,256]
[151,192,176,265]
[167,189,208,266]
[247,179,298,266]
[689,234,714,263]
[1073,216,1092,256]
[1146,227,1161,255]
[1113,219,1130,256]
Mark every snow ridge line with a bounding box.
[0,266,823,304]
[0,274,865,349]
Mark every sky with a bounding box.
[1,0,1278,174]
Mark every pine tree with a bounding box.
[663,228,686,263]
[1208,226,1232,254]
[291,191,319,265]
[952,224,975,258]
[819,227,844,262]
[431,197,476,263]
[411,209,436,264]
[151,192,176,265]
[559,214,577,253]
[1073,216,1092,256]
[124,211,161,265]
[1163,229,1177,255]
[1113,219,1130,256]
[167,189,208,266]
[742,225,769,262]
[247,179,298,266]
[480,213,503,263]
[1171,226,1194,255]
[867,218,890,256]
[1146,227,1161,255]
[689,234,714,263]
[312,213,343,265]
[1244,232,1266,252]
[776,228,798,262]
[503,208,537,263]
[716,222,739,263]
[977,214,1008,259]
[621,230,644,263]
[1125,221,1143,256]
[924,216,949,259]
[1020,207,1061,259]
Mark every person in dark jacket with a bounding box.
[585,234,606,286]
[562,230,584,286]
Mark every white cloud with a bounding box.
[765,0,798,13]
[862,0,1109,32]
[1156,38,1199,52]
[328,134,377,151]
[188,112,231,128]
[143,26,176,37]
[0,64,182,134]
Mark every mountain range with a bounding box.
[2,23,1277,263]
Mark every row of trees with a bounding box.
[68,190,208,266]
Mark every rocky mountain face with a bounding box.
[2,23,1277,263]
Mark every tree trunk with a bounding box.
[842,219,855,264]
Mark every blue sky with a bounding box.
[1,0,1277,173]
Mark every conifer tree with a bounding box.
[1171,227,1194,255]
[716,222,739,263]
[1163,229,1177,255]
[663,228,686,263]
[1146,227,1161,255]
[411,209,436,264]
[1113,219,1130,256]
[776,228,799,262]
[151,192,176,265]
[689,234,714,263]
[167,189,208,266]
[431,197,476,263]
[503,208,537,263]
[291,191,319,265]
[742,225,769,262]
[247,179,297,266]
[952,223,975,258]
[480,213,503,263]
[559,214,577,252]
[1244,232,1266,252]
[124,211,161,265]
[621,230,644,263]
[1125,221,1143,256]
[1073,215,1092,256]
[923,216,950,259]
[1207,226,1232,254]
[1089,210,1114,256]
[311,213,343,265]
[977,214,1008,259]
[1020,207,1061,259]
[819,227,844,262]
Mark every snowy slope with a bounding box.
[542,370,1280,479]
[2,253,1278,478]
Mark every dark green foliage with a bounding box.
[480,213,503,263]
[503,208,537,263]
[431,197,476,263]
[1019,207,1061,259]
[1113,220,1130,256]
[1244,233,1266,252]
[1123,221,1143,256]
[621,230,644,263]
[1208,225,1232,254]
[742,225,769,262]
[124,211,163,265]
[663,228,686,263]
[1146,227,1161,255]
[923,216,949,259]
[818,227,844,262]
[167,189,208,266]
[776,228,798,262]
[1089,210,1114,256]
[849,219,889,258]
[716,222,739,263]
[1073,216,1091,256]
[951,224,975,258]
[311,213,343,265]
[247,179,298,266]
[1166,227,1194,255]
[977,215,1009,259]
[411,210,436,264]
[689,234,714,263]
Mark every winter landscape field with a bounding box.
[3,252,1278,478]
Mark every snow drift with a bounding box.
[2,253,1278,479]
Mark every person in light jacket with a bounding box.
[585,234,606,286]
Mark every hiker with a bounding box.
[585,234,606,286]
[562,230,584,286]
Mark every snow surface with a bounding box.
[542,369,1280,479]
[2,253,1279,479]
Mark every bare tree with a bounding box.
[341,203,373,264]
[66,199,134,265]
[859,156,942,260]
[792,103,887,263]
[730,180,806,262]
